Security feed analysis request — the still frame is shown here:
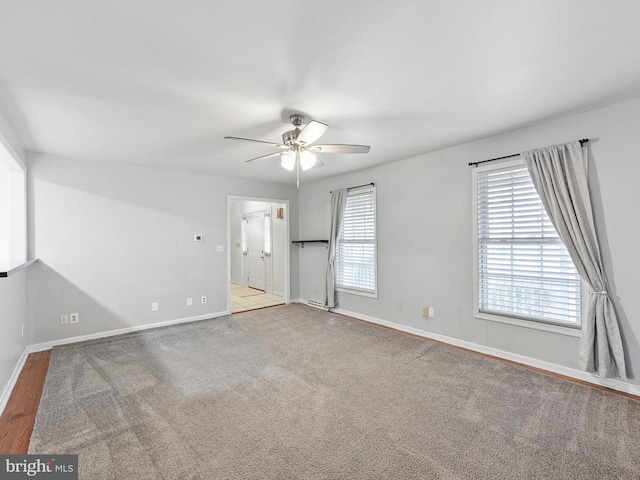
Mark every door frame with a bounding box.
[227,195,291,314]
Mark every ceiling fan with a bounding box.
[224,114,370,187]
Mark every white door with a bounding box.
[247,212,266,291]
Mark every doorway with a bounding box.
[227,196,290,314]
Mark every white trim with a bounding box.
[28,311,229,353]
[0,346,29,417]
[332,306,640,397]
[336,286,378,298]
[476,312,581,337]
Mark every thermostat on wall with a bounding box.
[194,234,204,242]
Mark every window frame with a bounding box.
[472,158,583,337]
[336,185,378,299]
[0,138,27,261]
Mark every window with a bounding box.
[336,186,377,297]
[264,212,271,257]
[473,160,581,328]
[0,140,26,260]
[241,215,248,255]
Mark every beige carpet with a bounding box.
[29,304,640,479]
[231,285,265,297]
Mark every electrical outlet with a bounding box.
[187,297,193,306]
[429,308,435,318]
[201,295,207,304]
[216,245,224,253]
[422,307,429,319]
[194,234,203,242]
[60,314,69,325]
[151,302,159,312]
[70,313,79,324]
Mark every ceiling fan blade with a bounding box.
[296,121,328,146]
[245,152,283,163]
[312,158,325,169]
[309,144,370,154]
[224,136,286,148]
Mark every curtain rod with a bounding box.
[468,139,590,167]
[330,182,374,194]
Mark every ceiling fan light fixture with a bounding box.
[280,152,296,171]
[225,114,370,187]
[300,151,317,171]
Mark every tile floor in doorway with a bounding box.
[231,284,285,313]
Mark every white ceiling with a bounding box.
[2,0,640,185]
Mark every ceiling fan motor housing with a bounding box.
[282,129,300,147]
[282,114,305,146]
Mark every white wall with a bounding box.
[27,153,299,345]
[272,205,286,296]
[298,97,640,387]
[229,200,243,285]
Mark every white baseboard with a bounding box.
[330,306,640,397]
[0,346,29,417]
[28,310,230,353]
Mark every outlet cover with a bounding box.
[151,302,159,312]
[60,314,69,325]
[422,307,429,319]
[70,313,79,324]
[216,245,224,253]
[201,295,207,304]
[187,297,193,306]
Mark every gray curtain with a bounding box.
[325,189,347,309]
[521,142,626,379]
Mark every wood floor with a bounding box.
[0,351,51,454]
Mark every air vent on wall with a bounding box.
[307,299,328,310]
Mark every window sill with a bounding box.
[337,287,378,299]
[476,311,581,338]
[0,259,38,278]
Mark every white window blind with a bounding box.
[336,188,377,295]
[476,163,581,326]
